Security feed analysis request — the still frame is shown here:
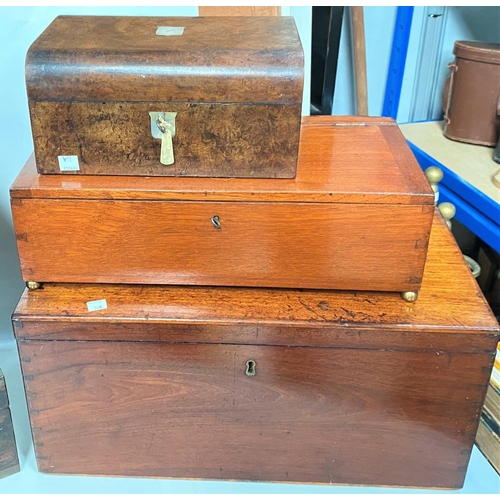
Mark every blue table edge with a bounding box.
[408,141,500,254]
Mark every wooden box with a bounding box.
[11,117,434,297]
[0,369,20,479]
[26,16,303,178]
[12,215,500,488]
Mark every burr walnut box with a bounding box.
[12,215,500,488]
[11,116,434,296]
[26,15,303,178]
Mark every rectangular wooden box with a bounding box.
[11,116,435,295]
[0,369,20,479]
[12,215,500,488]
[26,15,303,178]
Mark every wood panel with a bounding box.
[0,409,20,479]
[18,339,492,488]
[12,322,499,353]
[26,16,302,103]
[12,215,499,346]
[11,199,433,291]
[0,369,20,479]
[11,117,434,205]
[29,101,300,177]
[199,7,280,17]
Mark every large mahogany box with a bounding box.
[12,215,499,488]
[11,116,434,297]
[26,15,303,178]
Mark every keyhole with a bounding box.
[211,215,221,229]
[245,360,256,377]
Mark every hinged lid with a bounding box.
[11,215,500,350]
[454,41,500,65]
[26,15,304,103]
[11,116,434,206]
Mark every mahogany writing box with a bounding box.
[12,214,499,487]
[11,116,434,297]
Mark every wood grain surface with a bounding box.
[199,7,280,16]
[0,409,20,479]
[29,101,300,177]
[13,214,499,486]
[26,16,303,103]
[11,199,433,291]
[12,214,499,344]
[351,7,368,115]
[17,338,494,487]
[0,370,20,479]
[12,117,434,204]
[26,15,303,177]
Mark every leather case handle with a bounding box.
[442,63,457,125]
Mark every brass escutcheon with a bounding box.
[245,360,256,377]
[211,215,221,229]
[149,112,177,166]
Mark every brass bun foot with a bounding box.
[401,291,418,302]
[26,281,42,290]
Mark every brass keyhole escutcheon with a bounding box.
[211,215,221,229]
[148,111,177,166]
[245,360,256,377]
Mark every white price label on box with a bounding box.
[156,26,184,36]
[58,155,80,171]
[87,299,107,312]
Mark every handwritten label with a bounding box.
[156,26,185,36]
[58,156,80,171]
[86,299,107,312]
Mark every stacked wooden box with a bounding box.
[0,369,20,479]
[9,15,500,488]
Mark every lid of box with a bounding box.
[11,116,435,206]
[454,41,500,65]
[12,214,500,351]
[26,15,304,104]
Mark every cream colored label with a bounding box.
[86,299,107,312]
[58,155,80,171]
[156,26,184,36]
[61,181,82,189]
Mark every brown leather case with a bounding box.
[443,41,500,146]
[26,16,303,178]
[12,215,500,488]
[10,116,434,295]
